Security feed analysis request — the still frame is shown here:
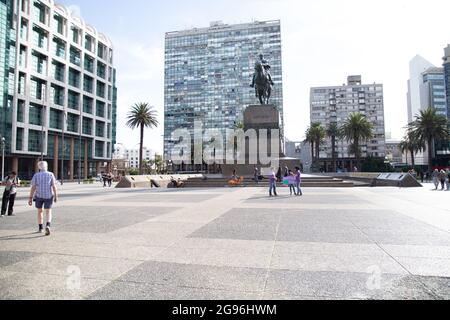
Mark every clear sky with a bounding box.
[58,0,450,153]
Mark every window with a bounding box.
[69,46,81,66]
[33,1,46,24]
[95,140,104,157]
[31,51,47,75]
[68,68,80,88]
[49,108,62,130]
[53,14,64,35]
[51,84,64,106]
[97,42,106,60]
[68,90,80,110]
[83,75,93,93]
[53,37,66,58]
[67,113,79,133]
[20,19,28,41]
[84,54,94,73]
[19,46,27,67]
[96,81,105,98]
[85,34,94,52]
[28,129,41,152]
[83,96,93,114]
[52,60,65,82]
[97,61,106,79]
[16,128,24,151]
[32,25,48,49]
[71,25,80,45]
[95,120,105,137]
[30,77,46,100]
[96,101,105,118]
[29,103,43,126]
[82,117,93,135]
[17,100,25,123]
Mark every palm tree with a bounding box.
[398,129,424,168]
[304,126,315,163]
[126,103,159,175]
[326,122,340,173]
[408,107,449,173]
[310,122,326,160]
[340,113,374,170]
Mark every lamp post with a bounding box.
[1,136,5,180]
[78,116,82,184]
[61,111,67,185]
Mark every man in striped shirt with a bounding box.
[28,161,58,236]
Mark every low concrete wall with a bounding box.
[116,174,204,189]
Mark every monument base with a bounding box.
[221,105,301,177]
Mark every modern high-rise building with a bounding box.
[443,45,450,121]
[310,75,386,172]
[407,55,435,124]
[0,0,117,179]
[407,55,449,166]
[164,20,283,170]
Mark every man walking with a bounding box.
[432,169,440,190]
[28,161,58,236]
[1,172,20,217]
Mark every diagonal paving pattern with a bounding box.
[0,183,449,300]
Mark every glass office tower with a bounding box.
[164,20,284,169]
[0,0,117,179]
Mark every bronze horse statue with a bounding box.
[251,61,272,105]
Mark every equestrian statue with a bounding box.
[250,54,275,105]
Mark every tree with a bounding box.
[304,123,325,171]
[126,103,159,175]
[408,107,449,173]
[326,122,340,173]
[398,129,424,168]
[304,126,315,164]
[340,113,374,170]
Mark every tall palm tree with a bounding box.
[408,107,449,173]
[326,122,340,173]
[340,113,374,170]
[310,122,326,160]
[126,103,159,175]
[398,129,424,168]
[304,126,315,162]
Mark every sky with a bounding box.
[58,0,450,153]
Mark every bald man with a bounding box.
[28,161,58,236]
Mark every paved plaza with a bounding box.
[0,183,449,300]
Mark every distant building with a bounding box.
[125,147,155,169]
[406,54,450,166]
[164,20,284,171]
[285,139,302,159]
[385,140,403,166]
[310,75,386,172]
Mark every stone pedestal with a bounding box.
[222,105,301,177]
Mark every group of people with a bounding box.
[431,169,450,191]
[101,172,114,188]
[268,166,302,197]
[1,161,58,236]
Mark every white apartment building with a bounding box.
[310,75,386,172]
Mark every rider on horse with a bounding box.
[251,54,275,91]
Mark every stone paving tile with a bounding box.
[189,209,280,241]
[264,270,437,300]
[380,245,450,259]
[0,272,108,300]
[0,251,39,268]
[88,281,263,300]
[394,257,450,278]
[153,246,272,269]
[107,194,220,203]
[271,247,407,275]
[245,195,360,204]
[1,253,142,281]
[111,261,267,293]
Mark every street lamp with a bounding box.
[61,111,67,185]
[1,136,5,180]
